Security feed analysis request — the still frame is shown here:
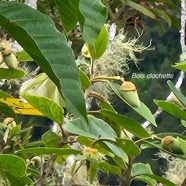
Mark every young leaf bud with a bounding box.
[31,156,43,167]
[81,44,91,58]
[161,136,183,154]
[120,81,140,107]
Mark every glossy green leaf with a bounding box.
[99,98,116,112]
[79,0,108,45]
[7,174,32,186]
[0,102,18,122]
[0,2,87,122]
[172,61,186,70]
[109,82,157,126]
[16,50,32,61]
[15,147,80,155]
[131,163,157,186]
[64,115,128,160]
[154,100,186,121]
[0,90,12,98]
[88,162,98,184]
[142,174,176,186]
[88,25,108,60]
[21,94,64,124]
[64,115,117,139]
[105,142,128,163]
[42,131,60,148]
[100,110,150,138]
[131,163,153,176]
[10,125,21,137]
[116,138,141,157]
[79,69,90,89]
[0,68,25,79]
[77,136,115,157]
[0,154,26,177]
[151,9,171,27]
[55,0,83,32]
[88,157,122,176]
[100,161,122,176]
[126,0,155,19]
[181,119,186,128]
[167,80,186,107]
[178,137,186,156]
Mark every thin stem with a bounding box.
[91,75,124,83]
[36,134,69,186]
[87,110,100,114]
[89,57,94,79]
[135,135,162,146]
[90,137,116,148]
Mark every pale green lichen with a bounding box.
[157,151,186,185]
[93,29,152,99]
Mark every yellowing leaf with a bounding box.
[0,98,43,116]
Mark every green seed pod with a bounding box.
[3,51,18,69]
[161,136,183,154]
[120,81,140,107]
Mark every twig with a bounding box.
[36,135,68,186]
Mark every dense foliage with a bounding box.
[0,0,185,186]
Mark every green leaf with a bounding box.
[77,136,115,157]
[100,161,122,176]
[109,82,157,126]
[10,125,21,137]
[116,138,140,157]
[42,131,60,148]
[64,115,128,160]
[0,68,25,79]
[88,25,108,60]
[150,9,171,27]
[126,0,155,19]
[64,115,117,139]
[131,163,153,176]
[79,0,108,45]
[178,137,186,156]
[172,61,186,70]
[15,147,80,155]
[21,94,64,124]
[0,2,87,122]
[181,119,186,128]
[16,50,32,61]
[100,101,116,114]
[167,80,186,107]
[88,163,98,184]
[100,110,150,139]
[79,69,90,89]
[0,154,26,177]
[7,174,32,186]
[154,100,186,121]
[0,102,18,122]
[142,174,176,186]
[131,163,157,186]
[0,90,12,98]
[55,0,83,32]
